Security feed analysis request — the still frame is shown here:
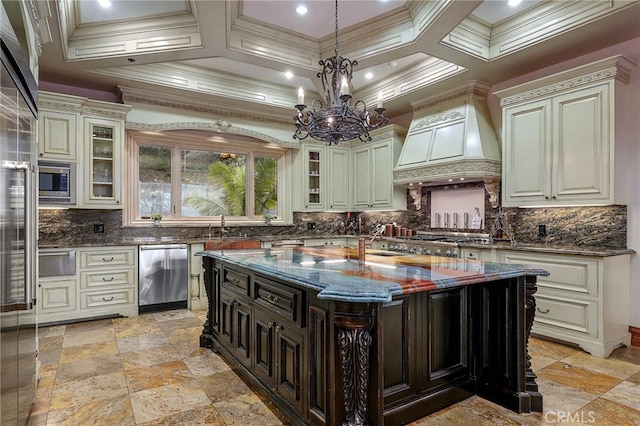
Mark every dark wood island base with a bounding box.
[198,248,546,425]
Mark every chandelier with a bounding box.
[293,0,388,145]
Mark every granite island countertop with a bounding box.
[198,246,549,303]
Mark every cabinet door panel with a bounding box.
[39,111,77,159]
[327,148,349,209]
[382,296,415,405]
[254,310,275,385]
[503,100,551,205]
[371,142,392,206]
[234,300,252,369]
[276,326,304,413]
[554,85,609,199]
[308,305,328,424]
[352,147,370,208]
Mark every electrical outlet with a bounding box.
[538,224,546,237]
[307,222,316,230]
[93,224,105,233]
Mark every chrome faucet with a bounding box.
[220,215,229,240]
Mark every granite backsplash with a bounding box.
[38,182,627,249]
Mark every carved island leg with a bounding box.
[199,257,215,349]
[334,302,375,426]
[524,276,543,412]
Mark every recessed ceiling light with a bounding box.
[508,0,522,6]
[97,0,112,7]
[296,5,308,15]
[284,71,294,79]
[364,72,373,80]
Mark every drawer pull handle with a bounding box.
[267,294,280,304]
[102,277,115,282]
[102,296,115,301]
[102,257,114,262]
[537,307,550,314]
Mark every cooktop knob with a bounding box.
[415,247,423,255]
[425,249,432,256]
[435,249,442,256]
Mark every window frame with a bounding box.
[124,129,292,226]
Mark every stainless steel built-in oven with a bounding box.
[38,161,75,205]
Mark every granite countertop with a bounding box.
[198,246,548,303]
[38,235,633,257]
[457,241,635,257]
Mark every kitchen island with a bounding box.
[198,247,548,425]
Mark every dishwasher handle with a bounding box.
[140,244,188,251]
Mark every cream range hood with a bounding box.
[393,81,501,186]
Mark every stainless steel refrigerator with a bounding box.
[1,3,38,424]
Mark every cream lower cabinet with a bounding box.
[497,250,631,358]
[38,246,138,324]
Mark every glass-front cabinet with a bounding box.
[82,117,124,207]
[80,100,130,208]
[305,147,322,209]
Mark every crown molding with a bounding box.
[126,120,299,149]
[118,86,295,127]
[56,0,202,61]
[442,0,638,62]
[357,57,466,108]
[93,62,317,120]
[495,55,638,106]
[393,159,501,184]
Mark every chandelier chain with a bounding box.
[334,0,339,58]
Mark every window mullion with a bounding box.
[246,151,255,219]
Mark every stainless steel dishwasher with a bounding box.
[138,244,188,313]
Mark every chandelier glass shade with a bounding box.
[293,0,388,145]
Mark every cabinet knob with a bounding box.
[552,196,556,199]
[545,196,549,200]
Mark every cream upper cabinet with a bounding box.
[327,147,350,210]
[351,125,406,211]
[79,101,131,209]
[293,144,350,211]
[37,92,84,161]
[496,55,636,207]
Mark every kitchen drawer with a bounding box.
[499,252,598,296]
[80,248,136,269]
[222,267,251,297]
[80,288,136,309]
[254,275,303,326]
[80,269,135,289]
[532,293,597,337]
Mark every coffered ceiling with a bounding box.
[39,0,640,119]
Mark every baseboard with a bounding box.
[630,326,640,347]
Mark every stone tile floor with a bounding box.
[28,309,640,425]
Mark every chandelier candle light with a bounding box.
[293,0,388,145]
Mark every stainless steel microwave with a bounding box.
[38,161,75,204]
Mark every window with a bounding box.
[127,130,289,225]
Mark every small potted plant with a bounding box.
[150,213,162,226]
